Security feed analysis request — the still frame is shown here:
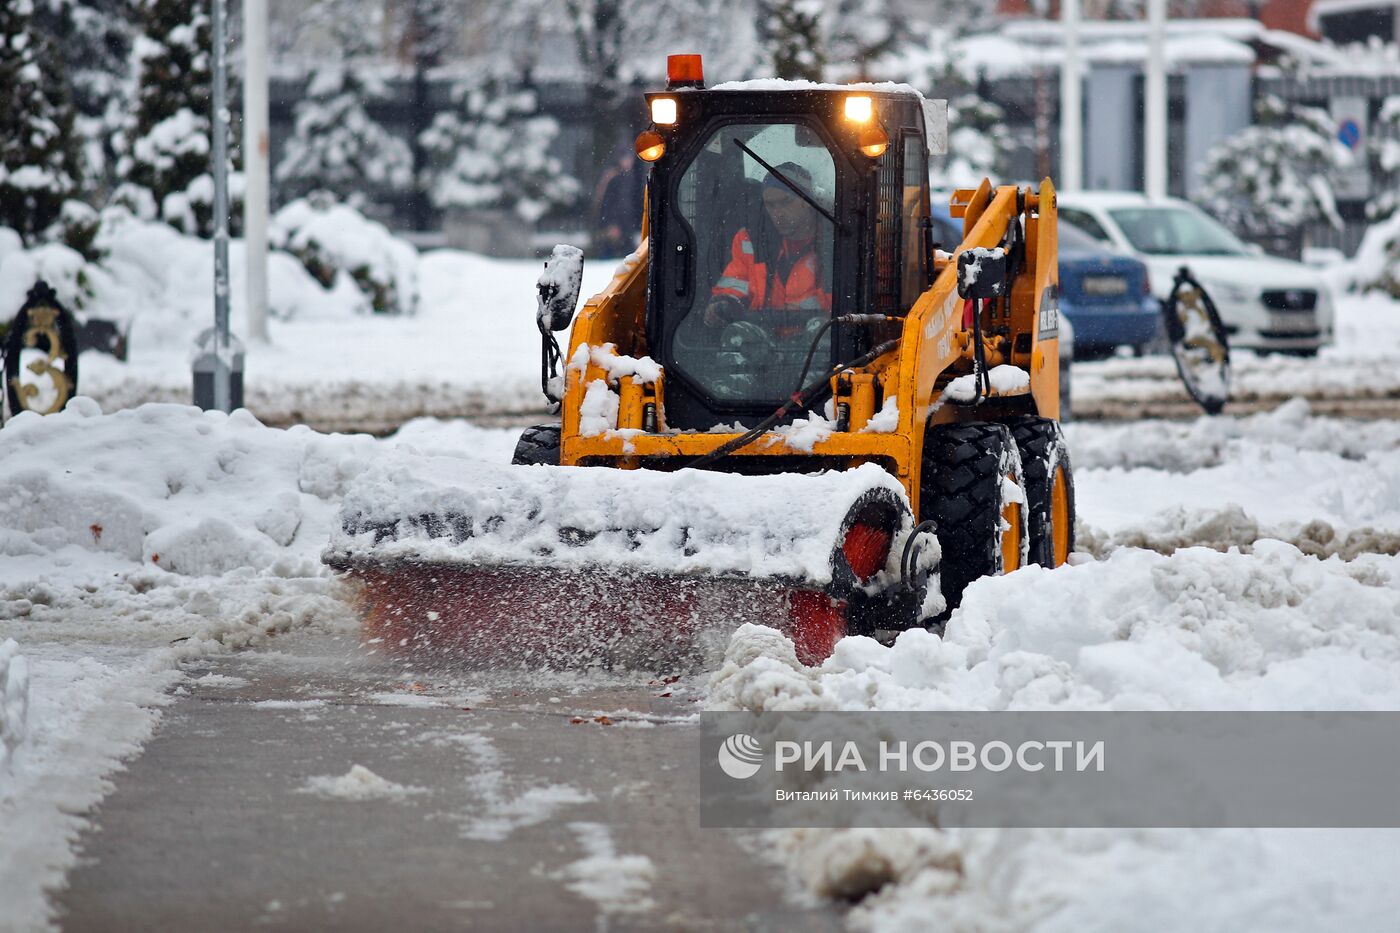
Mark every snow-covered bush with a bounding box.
[271,196,419,316]
[420,79,580,224]
[33,0,136,194]
[275,66,411,210]
[759,0,896,81]
[933,93,1012,188]
[48,199,106,264]
[0,224,102,315]
[117,0,238,237]
[0,0,84,244]
[1342,211,1400,297]
[1368,94,1400,222]
[1196,95,1347,242]
[763,0,825,80]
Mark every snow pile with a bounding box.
[270,196,420,316]
[715,545,1400,714]
[300,764,424,801]
[0,640,29,771]
[0,399,379,590]
[329,459,908,585]
[710,538,1400,928]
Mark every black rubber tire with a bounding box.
[1006,416,1076,568]
[512,424,562,466]
[1163,271,1231,416]
[922,422,1028,615]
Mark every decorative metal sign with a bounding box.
[4,280,79,417]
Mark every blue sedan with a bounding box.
[931,205,1161,358]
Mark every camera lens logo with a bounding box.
[718,733,764,780]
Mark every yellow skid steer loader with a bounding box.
[324,56,1074,666]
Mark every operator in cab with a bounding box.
[702,162,832,336]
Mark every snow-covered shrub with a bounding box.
[271,196,419,316]
[764,0,825,80]
[1343,211,1400,297]
[933,93,1012,188]
[47,199,106,264]
[117,0,238,237]
[419,78,580,224]
[1196,95,1347,243]
[1367,94,1400,222]
[33,0,136,195]
[275,66,411,210]
[0,0,84,244]
[759,0,896,81]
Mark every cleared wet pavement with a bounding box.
[55,631,841,932]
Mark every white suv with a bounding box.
[1057,191,1335,355]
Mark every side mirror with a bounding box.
[956,247,1008,300]
[536,245,584,333]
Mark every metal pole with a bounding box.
[243,0,270,344]
[210,0,231,411]
[1060,0,1082,191]
[1144,0,1168,199]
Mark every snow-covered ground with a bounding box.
[5,393,1400,930]
[1072,291,1400,408]
[5,219,1400,929]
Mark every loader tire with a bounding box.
[1006,416,1076,568]
[922,422,1029,616]
[512,424,561,466]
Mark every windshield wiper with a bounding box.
[732,138,846,233]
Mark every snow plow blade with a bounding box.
[323,458,915,667]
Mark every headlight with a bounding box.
[844,95,873,122]
[650,97,678,125]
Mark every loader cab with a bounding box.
[640,85,939,431]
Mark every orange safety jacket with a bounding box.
[711,230,831,329]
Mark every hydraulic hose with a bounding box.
[684,322,901,471]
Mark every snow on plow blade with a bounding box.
[323,458,912,667]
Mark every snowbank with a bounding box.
[713,544,1400,714]
[704,396,1400,930]
[0,400,384,930]
[711,538,1400,930]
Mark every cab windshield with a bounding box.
[671,121,838,404]
[1108,207,1249,256]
